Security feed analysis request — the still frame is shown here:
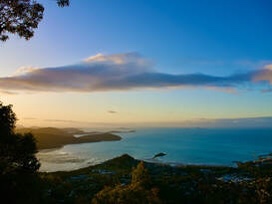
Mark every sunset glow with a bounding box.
[1,0,272,128]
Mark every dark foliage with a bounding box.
[0,101,16,137]
[57,0,69,7]
[0,101,41,203]
[0,101,40,174]
[41,154,272,204]
[0,0,69,41]
[92,161,161,204]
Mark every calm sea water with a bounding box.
[37,128,272,172]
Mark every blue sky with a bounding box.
[1,0,272,127]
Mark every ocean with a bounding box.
[37,128,272,172]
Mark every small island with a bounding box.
[16,127,122,150]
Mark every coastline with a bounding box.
[35,127,272,172]
[39,153,272,203]
[37,132,121,150]
[16,127,122,150]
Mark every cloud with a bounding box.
[261,88,272,93]
[0,52,272,93]
[23,117,37,120]
[163,116,272,128]
[252,64,272,84]
[13,66,39,76]
[108,110,117,114]
[0,90,17,95]
[195,117,272,128]
[44,119,84,123]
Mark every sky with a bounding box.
[1,0,272,128]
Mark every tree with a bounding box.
[0,101,40,174]
[131,161,150,186]
[0,102,16,137]
[0,0,69,41]
[57,0,70,7]
[92,162,161,204]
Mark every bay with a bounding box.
[37,128,272,172]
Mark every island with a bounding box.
[16,127,122,150]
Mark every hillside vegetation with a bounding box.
[37,154,272,203]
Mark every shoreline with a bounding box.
[16,127,122,150]
[38,132,122,150]
[38,154,237,173]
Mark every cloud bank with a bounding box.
[1,52,272,93]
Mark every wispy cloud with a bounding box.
[108,110,117,114]
[190,117,272,128]
[23,117,37,120]
[153,117,272,128]
[0,90,17,95]
[0,52,272,93]
[44,119,82,123]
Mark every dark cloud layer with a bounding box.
[1,53,272,93]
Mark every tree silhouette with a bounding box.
[0,101,40,174]
[0,0,69,41]
[0,102,16,137]
[57,0,70,7]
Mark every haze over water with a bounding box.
[38,128,272,172]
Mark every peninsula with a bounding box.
[16,127,122,150]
